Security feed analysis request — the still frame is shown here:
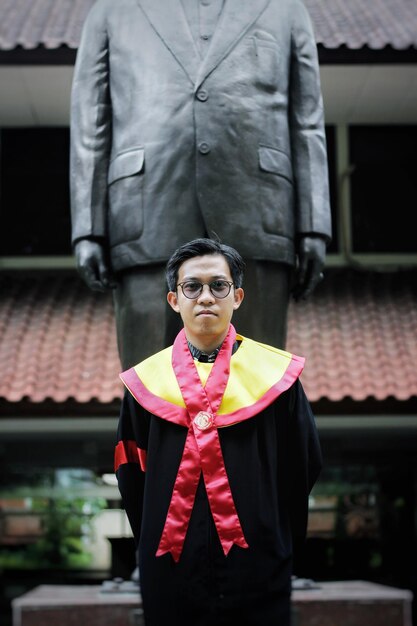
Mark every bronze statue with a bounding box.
[70,0,332,369]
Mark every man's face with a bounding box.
[167,254,244,350]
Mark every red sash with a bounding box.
[156,324,248,562]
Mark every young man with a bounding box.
[115,238,322,626]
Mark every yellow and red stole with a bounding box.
[116,324,304,562]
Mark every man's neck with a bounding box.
[187,340,222,363]
[185,330,228,355]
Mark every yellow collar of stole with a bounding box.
[131,335,302,415]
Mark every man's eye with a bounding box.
[185,282,201,291]
[211,280,228,289]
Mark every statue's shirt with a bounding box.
[181,0,225,55]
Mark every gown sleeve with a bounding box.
[115,389,149,547]
[287,379,323,560]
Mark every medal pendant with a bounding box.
[193,411,213,430]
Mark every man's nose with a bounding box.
[197,284,215,303]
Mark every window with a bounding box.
[349,126,417,254]
[0,128,71,256]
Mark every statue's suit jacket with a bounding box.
[70,0,332,272]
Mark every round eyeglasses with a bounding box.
[177,280,234,299]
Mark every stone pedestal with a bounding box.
[12,580,413,626]
[12,584,143,626]
[293,580,413,626]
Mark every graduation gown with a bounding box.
[115,329,322,626]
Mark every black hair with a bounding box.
[166,238,245,291]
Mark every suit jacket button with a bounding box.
[198,142,211,154]
[196,89,208,101]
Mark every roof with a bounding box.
[0,0,417,53]
[286,268,417,406]
[0,272,120,406]
[305,0,417,50]
[0,0,93,51]
[0,268,416,414]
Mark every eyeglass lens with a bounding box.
[180,280,232,298]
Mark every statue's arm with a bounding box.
[70,1,114,290]
[289,1,332,298]
[291,235,326,301]
[73,238,116,292]
[70,0,112,251]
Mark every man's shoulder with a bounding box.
[119,345,176,402]
[124,345,173,376]
[237,334,304,365]
[231,334,305,396]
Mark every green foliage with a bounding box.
[0,496,107,570]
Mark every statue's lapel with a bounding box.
[137,0,272,91]
[137,0,200,85]
[194,0,272,90]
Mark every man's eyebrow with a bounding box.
[181,274,229,281]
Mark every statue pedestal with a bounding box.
[12,583,143,626]
[292,580,413,626]
[12,580,413,626]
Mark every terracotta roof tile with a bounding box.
[0,0,417,52]
[0,0,94,50]
[0,273,122,404]
[286,268,417,403]
[305,0,417,50]
[0,268,416,409]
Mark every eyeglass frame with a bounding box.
[176,280,235,299]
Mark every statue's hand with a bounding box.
[292,235,326,301]
[74,239,116,292]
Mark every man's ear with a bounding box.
[233,287,244,310]
[167,291,180,312]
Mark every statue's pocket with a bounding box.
[108,147,145,245]
[249,33,280,89]
[258,145,294,236]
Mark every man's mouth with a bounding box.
[197,310,216,316]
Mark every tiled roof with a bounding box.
[0,0,417,52]
[0,272,121,405]
[286,268,417,404]
[305,0,417,50]
[0,268,416,410]
[0,0,94,51]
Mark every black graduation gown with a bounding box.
[116,377,322,626]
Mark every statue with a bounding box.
[70,0,332,370]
